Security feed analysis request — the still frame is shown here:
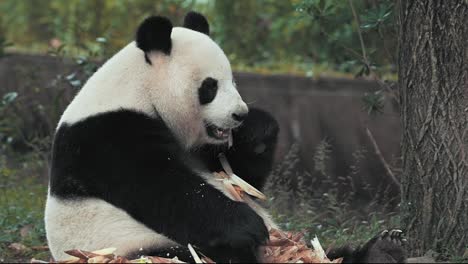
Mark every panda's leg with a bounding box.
[225,108,279,190]
[328,229,407,263]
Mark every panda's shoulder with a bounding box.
[54,109,180,155]
[50,109,186,197]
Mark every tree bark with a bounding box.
[399,0,468,257]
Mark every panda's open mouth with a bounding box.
[206,124,232,140]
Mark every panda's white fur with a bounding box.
[46,22,273,261]
[45,194,178,259]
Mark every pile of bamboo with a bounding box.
[32,228,341,264]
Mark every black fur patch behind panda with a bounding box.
[198,77,218,105]
[183,11,210,35]
[136,16,172,61]
[49,109,270,263]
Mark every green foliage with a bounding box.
[297,0,397,75]
[272,202,400,248]
[64,37,109,89]
[0,0,398,77]
[360,3,393,30]
[0,35,13,58]
[362,90,385,115]
[0,0,194,55]
[0,92,19,148]
[0,34,112,152]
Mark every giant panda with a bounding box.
[45,12,406,263]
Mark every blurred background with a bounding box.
[0,0,400,262]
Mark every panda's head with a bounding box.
[136,12,248,147]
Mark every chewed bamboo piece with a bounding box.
[218,153,267,200]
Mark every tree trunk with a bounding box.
[399,0,468,258]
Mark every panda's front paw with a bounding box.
[355,229,407,263]
[207,203,269,262]
[232,108,279,155]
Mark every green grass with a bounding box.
[271,208,400,248]
[0,165,51,263]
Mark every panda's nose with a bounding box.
[232,100,249,122]
[232,110,248,122]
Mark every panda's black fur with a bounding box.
[183,11,210,36]
[47,11,406,263]
[136,16,172,56]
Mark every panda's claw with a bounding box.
[384,229,406,246]
[390,229,403,241]
[348,229,407,263]
[379,230,389,240]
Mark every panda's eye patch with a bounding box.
[198,77,218,105]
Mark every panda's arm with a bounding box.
[193,108,279,190]
[50,110,268,261]
[226,108,279,190]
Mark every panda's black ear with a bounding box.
[183,11,210,36]
[136,16,172,59]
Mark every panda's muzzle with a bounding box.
[206,124,232,140]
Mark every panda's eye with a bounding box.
[198,77,218,105]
